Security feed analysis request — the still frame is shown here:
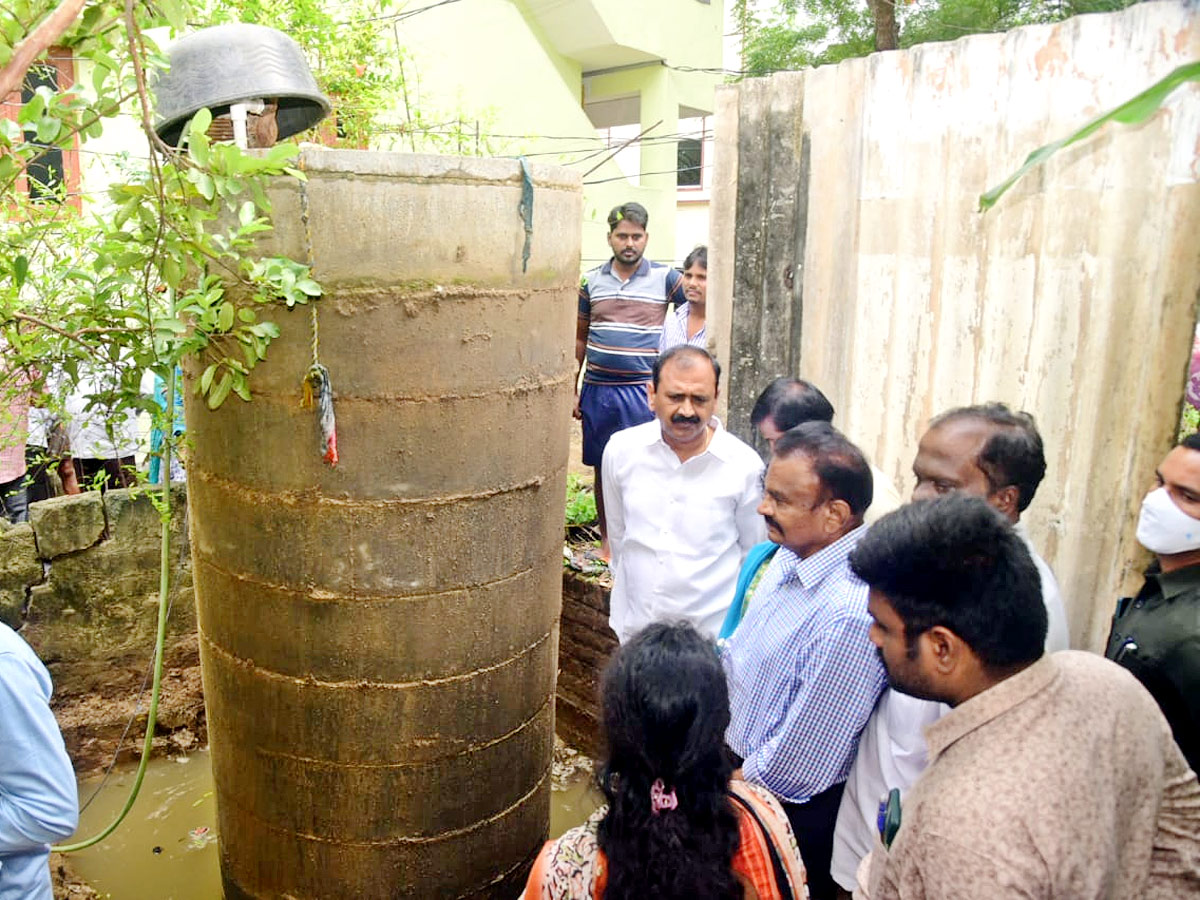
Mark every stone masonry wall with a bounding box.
[0,485,203,774]
[0,485,193,652]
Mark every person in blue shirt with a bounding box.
[721,422,885,900]
[0,622,78,900]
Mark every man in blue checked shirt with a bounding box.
[722,422,886,900]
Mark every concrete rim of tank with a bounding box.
[291,147,582,191]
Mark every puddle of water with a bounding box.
[66,746,602,898]
[68,750,221,900]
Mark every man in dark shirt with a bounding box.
[1107,432,1200,772]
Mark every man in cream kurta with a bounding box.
[603,346,764,642]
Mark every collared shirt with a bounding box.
[658,301,706,353]
[0,624,79,900]
[722,528,886,803]
[862,652,1200,899]
[830,523,1072,890]
[603,418,765,642]
[1107,560,1200,772]
[578,258,684,385]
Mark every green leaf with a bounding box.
[200,362,217,394]
[35,116,61,143]
[190,108,213,140]
[232,376,251,402]
[189,133,210,167]
[79,4,105,34]
[13,255,28,288]
[193,172,215,201]
[158,0,187,31]
[91,62,109,94]
[208,371,233,409]
[238,200,256,228]
[981,61,1200,211]
[237,307,256,323]
[18,92,44,125]
[217,302,235,332]
[296,278,322,297]
[162,255,184,289]
[154,317,187,334]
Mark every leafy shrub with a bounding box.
[565,473,598,526]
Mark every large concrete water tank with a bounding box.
[183,150,580,898]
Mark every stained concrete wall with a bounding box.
[710,2,1200,651]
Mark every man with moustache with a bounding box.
[602,346,764,643]
[1107,432,1200,773]
[831,402,1070,893]
[575,202,685,558]
[721,422,886,900]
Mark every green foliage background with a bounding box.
[733,0,1141,76]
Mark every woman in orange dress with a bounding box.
[522,622,807,900]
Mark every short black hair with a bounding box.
[850,494,1046,669]
[653,345,720,390]
[608,202,649,232]
[750,377,835,430]
[929,403,1046,513]
[1181,432,1200,452]
[682,245,707,271]
[774,421,873,516]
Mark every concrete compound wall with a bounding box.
[0,486,192,655]
[710,2,1200,651]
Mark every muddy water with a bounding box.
[68,751,220,899]
[67,748,602,898]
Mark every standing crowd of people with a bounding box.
[527,201,1200,899]
[1,199,1197,899]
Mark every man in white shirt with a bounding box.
[602,346,765,642]
[831,402,1070,892]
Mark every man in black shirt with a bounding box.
[1107,433,1200,772]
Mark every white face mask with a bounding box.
[1136,486,1200,555]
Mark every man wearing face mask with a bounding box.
[1106,433,1200,773]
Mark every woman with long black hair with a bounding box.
[522,622,806,900]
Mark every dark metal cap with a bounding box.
[153,23,331,146]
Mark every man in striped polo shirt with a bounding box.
[575,202,684,557]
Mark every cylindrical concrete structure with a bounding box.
[183,151,580,899]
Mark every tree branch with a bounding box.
[0,0,88,101]
[6,311,136,351]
